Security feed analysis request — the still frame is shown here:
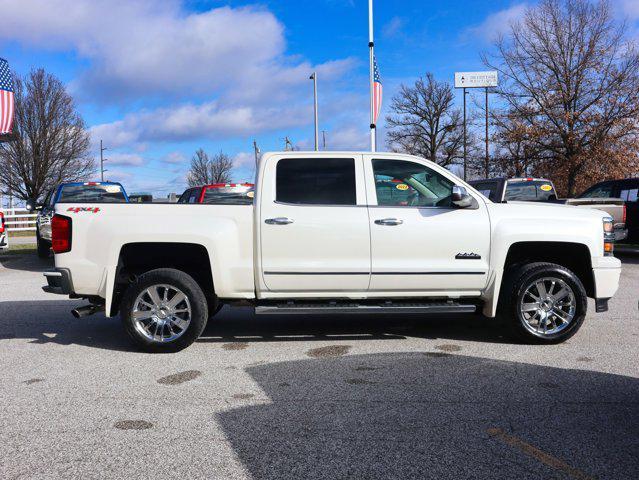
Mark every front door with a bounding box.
[259,155,371,292]
[364,155,490,293]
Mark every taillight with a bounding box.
[603,217,614,257]
[0,212,4,234]
[51,214,72,253]
[622,204,627,225]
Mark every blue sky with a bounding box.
[1,0,638,196]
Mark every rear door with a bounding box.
[259,155,370,292]
[364,155,490,293]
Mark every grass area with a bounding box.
[2,244,37,255]
[7,230,36,238]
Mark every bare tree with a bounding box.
[484,0,639,195]
[187,149,233,186]
[386,73,465,167]
[0,69,94,201]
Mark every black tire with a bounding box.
[120,268,209,353]
[497,262,587,344]
[36,231,51,259]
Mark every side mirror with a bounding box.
[452,186,474,208]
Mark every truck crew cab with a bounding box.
[42,152,621,352]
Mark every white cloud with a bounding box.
[618,0,639,20]
[106,152,146,166]
[464,4,528,43]
[161,151,187,165]
[89,100,312,147]
[0,1,353,102]
[383,17,405,38]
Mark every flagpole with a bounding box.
[368,0,376,152]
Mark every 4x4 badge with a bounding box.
[456,253,481,260]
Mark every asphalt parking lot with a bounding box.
[0,253,637,480]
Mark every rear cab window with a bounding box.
[203,184,254,205]
[505,180,556,201]
[57,183,127,203]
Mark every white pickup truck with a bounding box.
[43,152,621,352]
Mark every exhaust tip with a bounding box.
[71,304,104,318]
[71,308,81,319]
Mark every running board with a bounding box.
[255,301,476,315]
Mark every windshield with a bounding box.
[202,185,254,205]
[505,181,556,201]
[58,184,127,203]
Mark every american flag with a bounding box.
[0,58,15,135]
[372,56,383,124]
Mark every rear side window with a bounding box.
[470,181,499,201]
[276,158,356,205]
[579,183,614,199]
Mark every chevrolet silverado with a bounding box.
[42,152,621,352]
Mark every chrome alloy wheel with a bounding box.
[132,284,192,343]
[519,277,576,336]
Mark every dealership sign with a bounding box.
[454,71,498,89]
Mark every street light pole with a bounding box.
[463,88,467,181]
[485,87,489,178]
[310,72,319,151]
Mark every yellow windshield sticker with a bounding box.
[105,185,121,193]
[396,184,409,191]
[540,184,552,192]
[247,191,255,198]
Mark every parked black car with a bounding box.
[577,178,638,244]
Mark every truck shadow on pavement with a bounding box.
[217,352,639,480]
[199,307,511,345]
[0,301,134,351]
[0,253,53,273]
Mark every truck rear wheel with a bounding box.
[120,268,209,353]
[498,262,587,344]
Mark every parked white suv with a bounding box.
[42,152,621,352]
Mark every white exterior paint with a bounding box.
[52,151,621,318]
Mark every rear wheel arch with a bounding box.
[110,242,217,316]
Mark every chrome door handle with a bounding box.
[374,218,403,226]
[265,217,294,225]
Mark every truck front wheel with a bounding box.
[499,262,588,344]
[120,268,209,353]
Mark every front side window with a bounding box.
[372,159,454,207]
[276,158,356,205]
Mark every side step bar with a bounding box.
[255,301,476,315]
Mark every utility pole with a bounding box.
[253,140,260,167]
[100,140,108,181]
[322,130,327,150]
[285,136,293,151]
[310,72,319,151]
[463,88,468,181]
[485,87,489,178]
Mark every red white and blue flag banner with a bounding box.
[372,56,383,124]
[0,58,15,135]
